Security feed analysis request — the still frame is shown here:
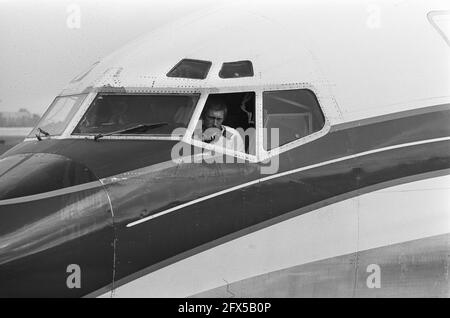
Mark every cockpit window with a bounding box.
[219,60,254,78]
[263,89,325,151]
[167,59,212,79]
[29,94,87,137]
[194,92,255,155]
[72,94,199,136]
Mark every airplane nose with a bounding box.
[0,153,98,200]
[0,153,114,297]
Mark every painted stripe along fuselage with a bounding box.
[0,104,449,297]
[191,233,450,298]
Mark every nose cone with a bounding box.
[0,153,98,200]
[0,153,113,297]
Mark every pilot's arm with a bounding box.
[233,132,245,153]
[223,126,245,153]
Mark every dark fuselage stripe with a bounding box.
[126,136,450,227]
[1,103,449,298]
[96,168,450,298]
[3,102,450,181]
[100,144,450,298]
[4,101,449,206]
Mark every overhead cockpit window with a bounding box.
[263,89,325,151]
[72,94,199,136]
[167,59,212,79]
[219,60,254,78]
[29,94,88,137]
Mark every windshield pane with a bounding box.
[29,94,88,137]
[263,89,325,150]
[72,94,199,135]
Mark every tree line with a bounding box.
[0,109,41,127]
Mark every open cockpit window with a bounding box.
[193,92,256,155]
[29,94,87,137]
[263,89,324,151]
[167,59,212,79]
[219,60,254,78]
[72,94,199,136]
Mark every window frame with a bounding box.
[25,84,330,165]
[69,92,200,138]
[62,91,202,141]
[183,84,330,164]
[257,84,331,162]
[166,59,213,80]
[28,93,89,138]
[219,60,254,79]
[182,89,259,163]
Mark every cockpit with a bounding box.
[28,58,327,159]
[73,94,199,136]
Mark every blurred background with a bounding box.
[0,0,226,152]
[0,0,229,116]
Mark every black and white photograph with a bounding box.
[0,0,449,300]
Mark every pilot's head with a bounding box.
[202,98,228,130]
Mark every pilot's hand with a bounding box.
[202,128,221,143]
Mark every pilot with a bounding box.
[108,98,130,126]
[201,98,245,153]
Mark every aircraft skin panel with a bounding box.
[3,103,449,182]
[0,152,99,201]
[0,103,449,297]
[97,140,449,297]
[1,1,448,298]
[191,233,450,298]
[0,184,114,297]
[2,139,180,181]
[0,136,27,156]
[103,174,450,297]
[58,0,450,124]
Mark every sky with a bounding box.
[0,0,227,115]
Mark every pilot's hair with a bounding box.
[204,96,228,118]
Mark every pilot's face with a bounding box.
[204,109,225,130]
